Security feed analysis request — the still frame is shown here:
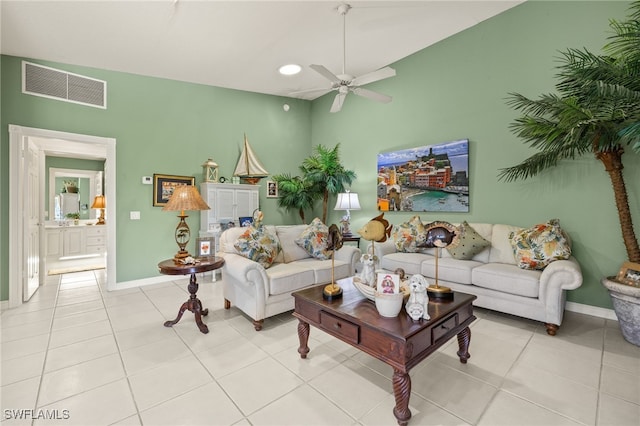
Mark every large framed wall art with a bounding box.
[377,139,469,212]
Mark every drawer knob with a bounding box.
[334,322,342,329]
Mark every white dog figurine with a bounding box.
[358,253,378,286]
[405,274,430,320]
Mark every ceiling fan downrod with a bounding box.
[338,3,351,77]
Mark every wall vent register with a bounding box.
[22,61,107,109]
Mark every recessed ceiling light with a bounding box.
[279,64,302,76]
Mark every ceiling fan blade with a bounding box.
[310,64,340,83]
[352,87,392,104]
[330,92,347,113]
[351,67,396,87]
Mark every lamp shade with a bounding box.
[334,191,361,211]
[162,185,210,212]
[91,195,106,209]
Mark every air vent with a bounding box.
[22,61,107,109]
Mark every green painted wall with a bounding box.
[313,0,638,309]
[2,1,637,310]
[0,55,312,297]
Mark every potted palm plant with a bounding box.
[499,2,640,345]
[273,144,356,224]
[300,143,356,224]
[271,173,320,223]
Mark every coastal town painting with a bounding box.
[377,139,469,212]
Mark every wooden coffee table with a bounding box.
[293,277,476,426]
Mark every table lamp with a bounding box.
[334,190,361,236]
[91,195,106,225]
[162,185,210,262]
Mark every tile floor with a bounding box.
[1,269,639,426]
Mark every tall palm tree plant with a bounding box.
[301,144,356,224]
[271,173,320,223]
[499,1,640,264]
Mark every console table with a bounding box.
[293,278,476,426]
[158,256,224,334]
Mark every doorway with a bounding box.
[8,125,116,308]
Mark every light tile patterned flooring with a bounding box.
[1,269,639,425]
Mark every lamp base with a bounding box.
[96,210,105,225]
[323,283,343,301]
[427,284,454,300]
[173,250,191,263]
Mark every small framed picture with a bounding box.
[196,237,214,257]
[266,180,278,198]
[153,174,195,207]
[377,272,400,294]
[616,261,640,287]
[239,216,253,227]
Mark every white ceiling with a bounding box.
[1,1,523,100]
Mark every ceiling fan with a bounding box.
[292,3,396,113]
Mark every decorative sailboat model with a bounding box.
[233,134,269,184]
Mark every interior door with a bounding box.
[25,140,40,301]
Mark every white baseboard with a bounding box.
[565,301,617,321]
[0,300,9,311]
[109,274,178,291]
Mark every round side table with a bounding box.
[158,256,225,334]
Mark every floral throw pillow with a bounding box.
[295,218,331,260]
[509,219,571,270]
[392,215,426,253]
[234,223,281,269]
[447,221,490,260]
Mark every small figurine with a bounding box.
[405,274,430,320]
[357,253,378,286]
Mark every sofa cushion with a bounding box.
[472,263,541,298]
[391,215,426,253]
[266,262,316,295]
[233,224,281,269]
[447,221,491,260]
[380,252,432,275]
[420,257,483,285]
[488,224,522,264]
[275,225,312,263]
[295,218,331,260]
[510,219,572,270]
[296,258,351,285]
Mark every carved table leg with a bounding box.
[456,326,471,364]
[297,319,310,359]
[392,369,412,426]
[164,273,209,334]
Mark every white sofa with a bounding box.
[370,223,583,335]
[218,225,361,330]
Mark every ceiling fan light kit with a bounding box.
[293,2,396,112]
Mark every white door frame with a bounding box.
[9,125,117,308]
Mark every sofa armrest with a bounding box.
[540,257,583,292]
[335,245,361,276]
[218,252,269,294]
[539,257,583,325]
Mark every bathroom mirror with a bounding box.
[48,167,103,221]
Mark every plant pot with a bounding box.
[601,277,640,346]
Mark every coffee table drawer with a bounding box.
[319,311,359,345]
[432,313,458,343]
